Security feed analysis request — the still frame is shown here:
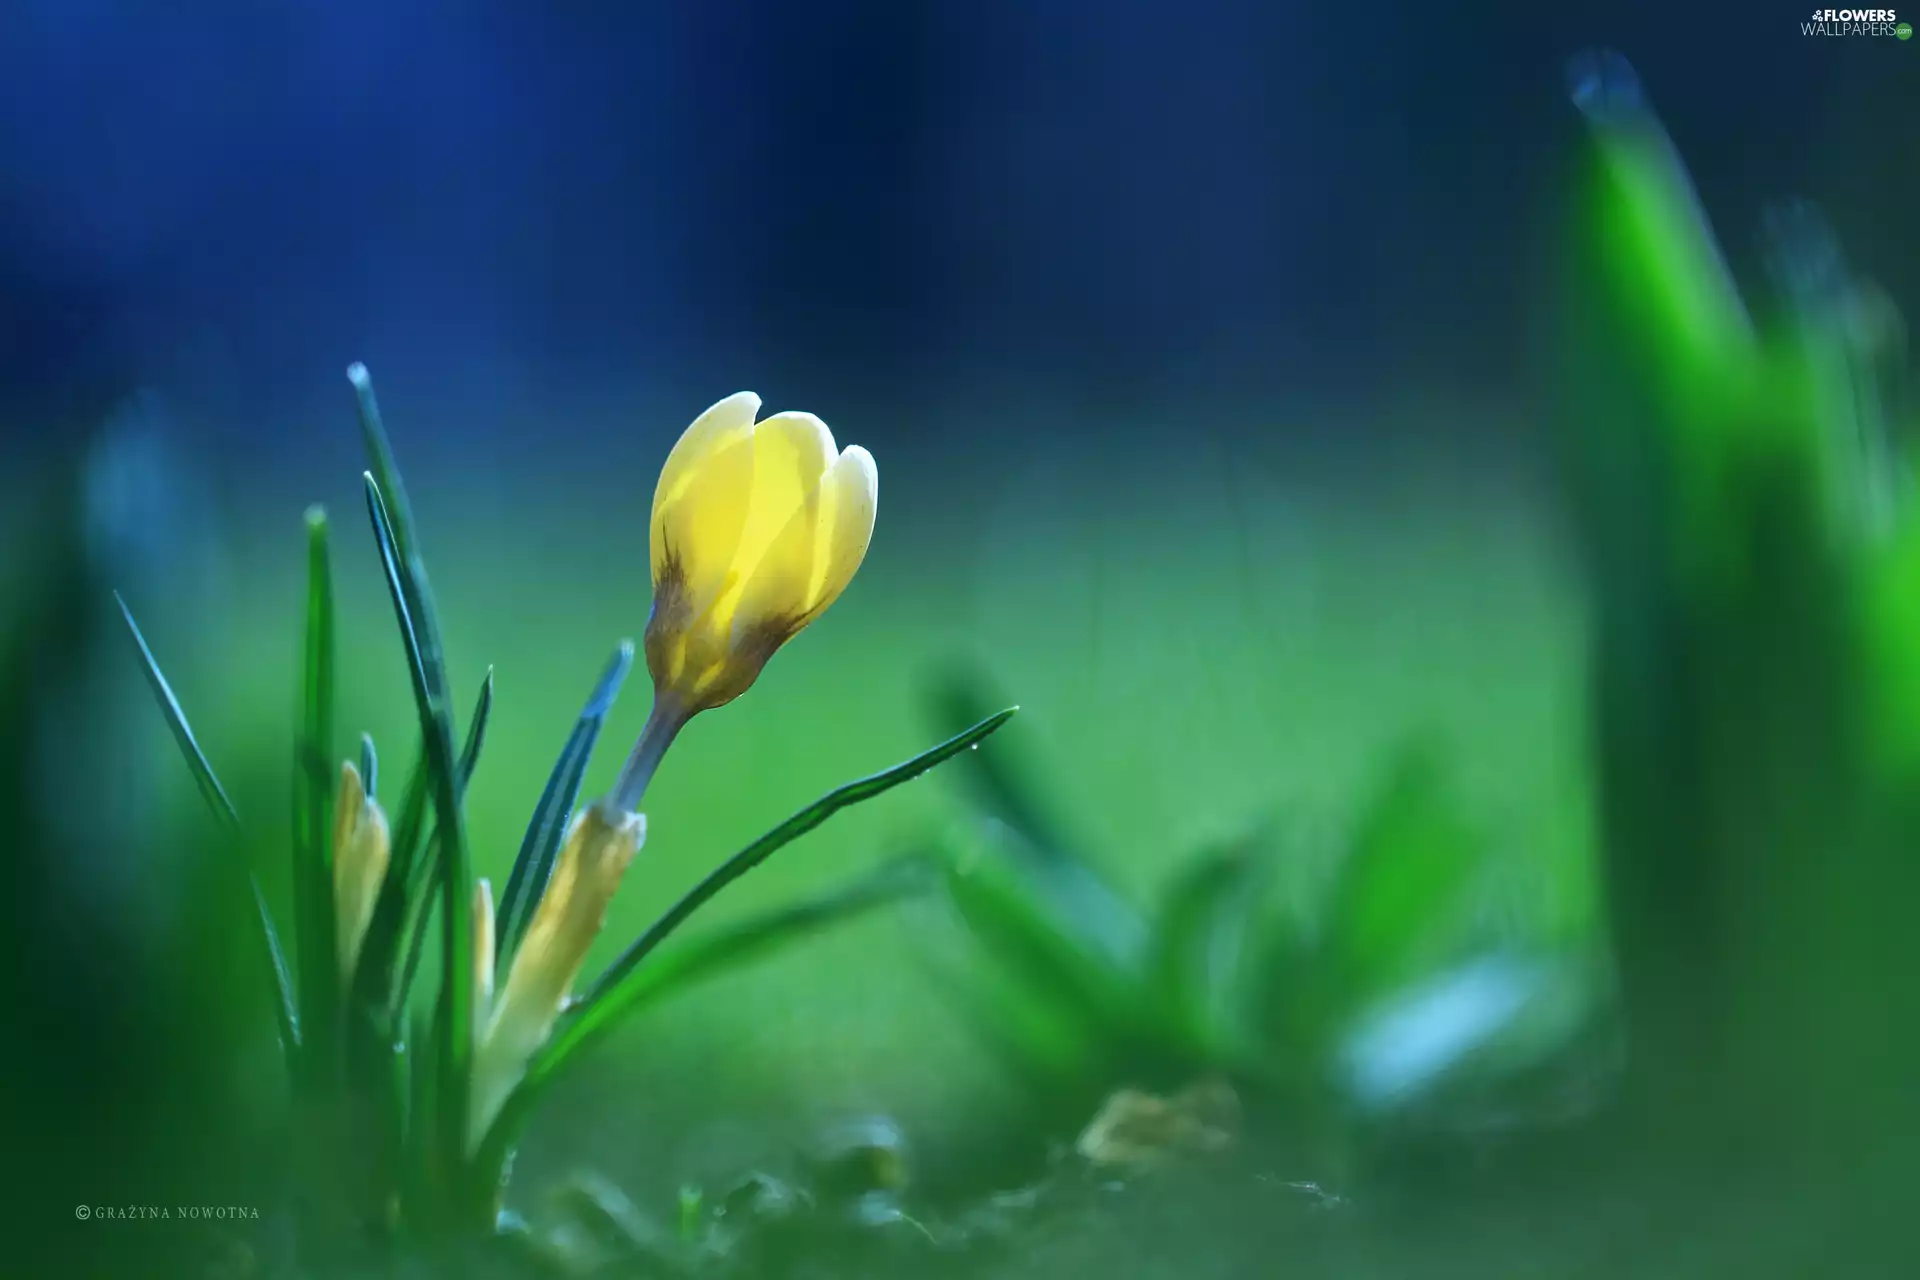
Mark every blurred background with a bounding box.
[3,1,1918,1276]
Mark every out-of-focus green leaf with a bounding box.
[1760,199,1902,537]
[497,642,635,978]
[1321,750,1484,1011]
[1562,53,1920,1158]
[114,591,299,1061]
[1567,48,1754,417]
[1336,952,1597,1115]
[1148,835,1271,1056]
[915,941,1102,1097]
[1565,47,1819,593]
[294,506,341,1083]
[1861,515,1920,777]
[404,1002,439,1212]
[988,822,1149,978]
[939,841,1143,1052]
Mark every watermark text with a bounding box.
[75,1204,261,1222]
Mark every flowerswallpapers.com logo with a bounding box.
[1802,7,1910,34]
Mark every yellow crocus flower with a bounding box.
[332,760,391,984]
[645,392,877,712]
[609,392,877,810]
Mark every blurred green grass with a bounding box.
[16,396,1590,1198]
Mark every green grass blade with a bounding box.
[115,592,241,830]
[348,363,428,567]
[930,671,1143,967]
[577,707,1015,1011]
[349,753,430,1017]
[395,669,496,1012]
[372,753,432,899]
[456,667,494,791]
[390,660,489,941]
[343,362,460,1025]
[930,669,1074,859]
[114,591,299,1060]
[485,709,1016,1150]
[294,507,341,1082]
[360,456,473,1179]
[404,1002,440,1218]
[391,757,433,873]
[352,665,490,1027]
[496,642,635,978]
[558,853,932,1030]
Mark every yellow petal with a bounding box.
[803,445,878,617]
[652,391,760,520]
[471,802,644,1148]
[731,440,877,640]
[652,393,760,604]
[332,761,391,984]
[720,414,840,635]
[331,757,366,853]
[729,411,836,582]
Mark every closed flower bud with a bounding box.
[332,760,390,984]
[645,392,877,715]
[469,802,645,1148]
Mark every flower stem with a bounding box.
[609,694,687,813]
